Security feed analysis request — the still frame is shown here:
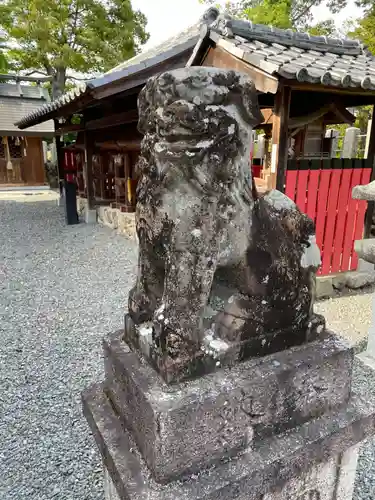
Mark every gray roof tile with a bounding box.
[0,95,54,134]
[211,14,375,90]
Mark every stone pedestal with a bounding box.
[82,330,375,500]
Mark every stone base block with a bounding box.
[83,359,375,500]
[103,446,360,500]
[317,269,375,297]
[345,270,375,289]
[103,330,352,483]
[97,206,136,239]
[77,196,88,216]
[85,208,97,224]
[316,277,334,298]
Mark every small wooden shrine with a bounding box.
[0,75,54,186]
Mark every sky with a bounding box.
[131,0,363,49]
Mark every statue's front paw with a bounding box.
[128,287,154,324]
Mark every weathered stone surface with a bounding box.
[103,445,361,500]
[354,238,375,265]
[85,208,97,224]
[97,206,137,240]
[352,180,375,200]
[345,269,375,289]
[316,277,334,298]
[127,66,322,382]
[82,359,375,500]
[76,196,87,216]
[124,312,326,384]
[103,330,352,483]
[357,258,374,272]
[331,274,347,291]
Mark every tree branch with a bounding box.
[68,3,80,48]
[22,70,49,77]
[291,0,319,24]
[66,75,90,81]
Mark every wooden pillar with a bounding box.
[84,130,95,210]
[54,120,64,195]
[364,105,375,238]
[270,85,291,191]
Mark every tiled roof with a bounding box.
[0,83,50,100]
[16,9,375,130]
[211,16,375,90]
[0,83,54,135]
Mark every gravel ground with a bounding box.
[315,287,375,348]
[0,201,137,500]
[0,199,374,499]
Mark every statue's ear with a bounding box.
[240,78,264,127]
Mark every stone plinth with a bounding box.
[102,330,352,483]
[83,351,375,500]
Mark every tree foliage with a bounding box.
[202,0,347,30]
[0,39,8,73]
[349,6,375,55]
[0,0,149,98]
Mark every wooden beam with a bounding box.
[260,108,273,125]
[330,101,356,125]
[365,106,375,238]
[270,85,291,192]
[95,139,141,151]
[85,109,138,131]
[55,123,84,135]
[54,120,64,195]
[286,79,375,98]
[202,46,279,95]
[84,131,95,210]
[264,100,356,130]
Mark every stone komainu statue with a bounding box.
[128,67,322,360]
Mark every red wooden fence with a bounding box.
[285,158,372,275]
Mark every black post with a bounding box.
[58,133,79,225]
[64,179,79,225]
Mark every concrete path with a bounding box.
[0,188,60,203]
